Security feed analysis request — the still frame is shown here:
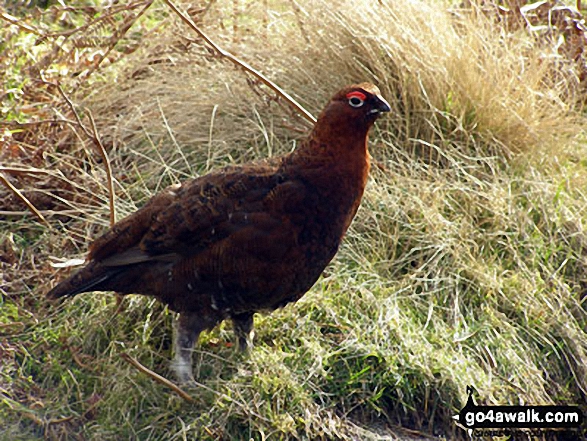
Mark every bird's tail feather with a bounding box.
[46,262,119,300]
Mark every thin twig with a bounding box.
[0,12,43,35]
[120,353,195,403]
[83,0,154,81]
[55,83,116,227]
[0,172,52,229]
[88,113,116,227]
[54,84,93,139]
[161,0,316,125]
[44,1,153,39]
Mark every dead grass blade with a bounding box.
[55,83,117,227]
[162,0,317,125]
[87,112,116,227]
[0,166,50,176]
[0,172,51,229]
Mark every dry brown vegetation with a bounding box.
[2,0,587,439]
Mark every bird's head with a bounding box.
[313,83,391,142]
[334,83,391,121]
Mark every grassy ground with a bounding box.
[2,0,587,439]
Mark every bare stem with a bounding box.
[55,84,117,227]
[120,353,195,403]
[88,113,116,227]
[161,0,316,125]
[83,0,154,82]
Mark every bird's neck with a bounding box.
[310,114,373,151]
[289,121,372,203]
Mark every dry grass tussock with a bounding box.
[88,0,582,163]
[2,0,587,439]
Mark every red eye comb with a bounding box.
[346,91,367,101]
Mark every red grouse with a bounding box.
[47,83,390,382]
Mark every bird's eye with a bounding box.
[349,96,364,108]
[346,91,367,108]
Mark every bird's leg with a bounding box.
[172,312,212,383]
[232,312,254,352]
[231,312,255,352]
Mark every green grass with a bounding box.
[2,0,587,440]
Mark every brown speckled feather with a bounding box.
[47,83,390,381]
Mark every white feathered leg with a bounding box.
[172,313,214,383]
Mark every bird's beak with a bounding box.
[368,95,391,115]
